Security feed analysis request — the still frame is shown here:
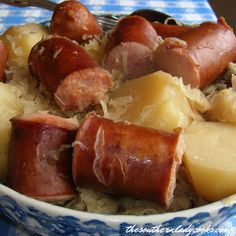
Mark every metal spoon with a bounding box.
[130,9,177,25]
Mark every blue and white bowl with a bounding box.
[0,183,236,235]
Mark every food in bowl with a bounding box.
[0,0,236,218]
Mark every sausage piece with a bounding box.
[103,42,155,80]
[72,113,184,207]
[0,41,8,82]
[154,18,236,88]
[105,16,158,52]
[103,16,159,80]
[7,113,78,202]
[29,36,113,112]
[151,23,191,39]
[51,0,103,43]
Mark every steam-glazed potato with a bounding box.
[105,71,197,132]
[0,83,23,182]
[0,23,48,67]
[206,88,236,123]
[184,121,236,202]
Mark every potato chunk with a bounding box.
[0,23,48,67]
[0,82,23,182]
[206,88,236,123]
[184,121,236,202]
[104,71,197,132]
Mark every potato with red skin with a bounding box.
[154,18,236,89]
[29,36,113,112]
[51,0,103,43]
[7,113,78,202]
[72,113,184,207]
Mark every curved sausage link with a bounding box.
[105,15,159,52]
[154,18,236,88]
[72,113,184,207]
[151,23,191,39]
[0,41,9,82]
[7,113,78,202]
[29,36,113,112]
[103,16,159,80]
[51,0,103,43]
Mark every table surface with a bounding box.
[0,0,235,235]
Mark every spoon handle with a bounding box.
[0,0,57,11]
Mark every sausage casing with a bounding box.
[29,36,113,111]
[151,23,191,39]
[72,113,184,207]
[154,18,236,88]
[51,0,103,43]
[7,113,78,202]
[103,16,158,80]
[105,15,158,52]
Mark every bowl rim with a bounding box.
[1,183,236,224]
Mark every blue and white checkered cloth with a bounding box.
[0,0,217,32]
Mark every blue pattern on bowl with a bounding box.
[0,191,236,236]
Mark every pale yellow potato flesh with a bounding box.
[207,88,236,123]
[0,83,23,182]
[0,23,49,67]
[107,71,195,132]
[184,121,236,202]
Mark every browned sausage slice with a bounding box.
[154,18,236,89]
[29,36,113,112]
[72,113,184,207]
[103,16,159,80]
[55,67,113,111]
[51,0,103,43]
[0,41,8,82]
[7,113,78,202]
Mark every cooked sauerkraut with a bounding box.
[66,167,206,215]
[0,65,62,183]
[1,22,235,215]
